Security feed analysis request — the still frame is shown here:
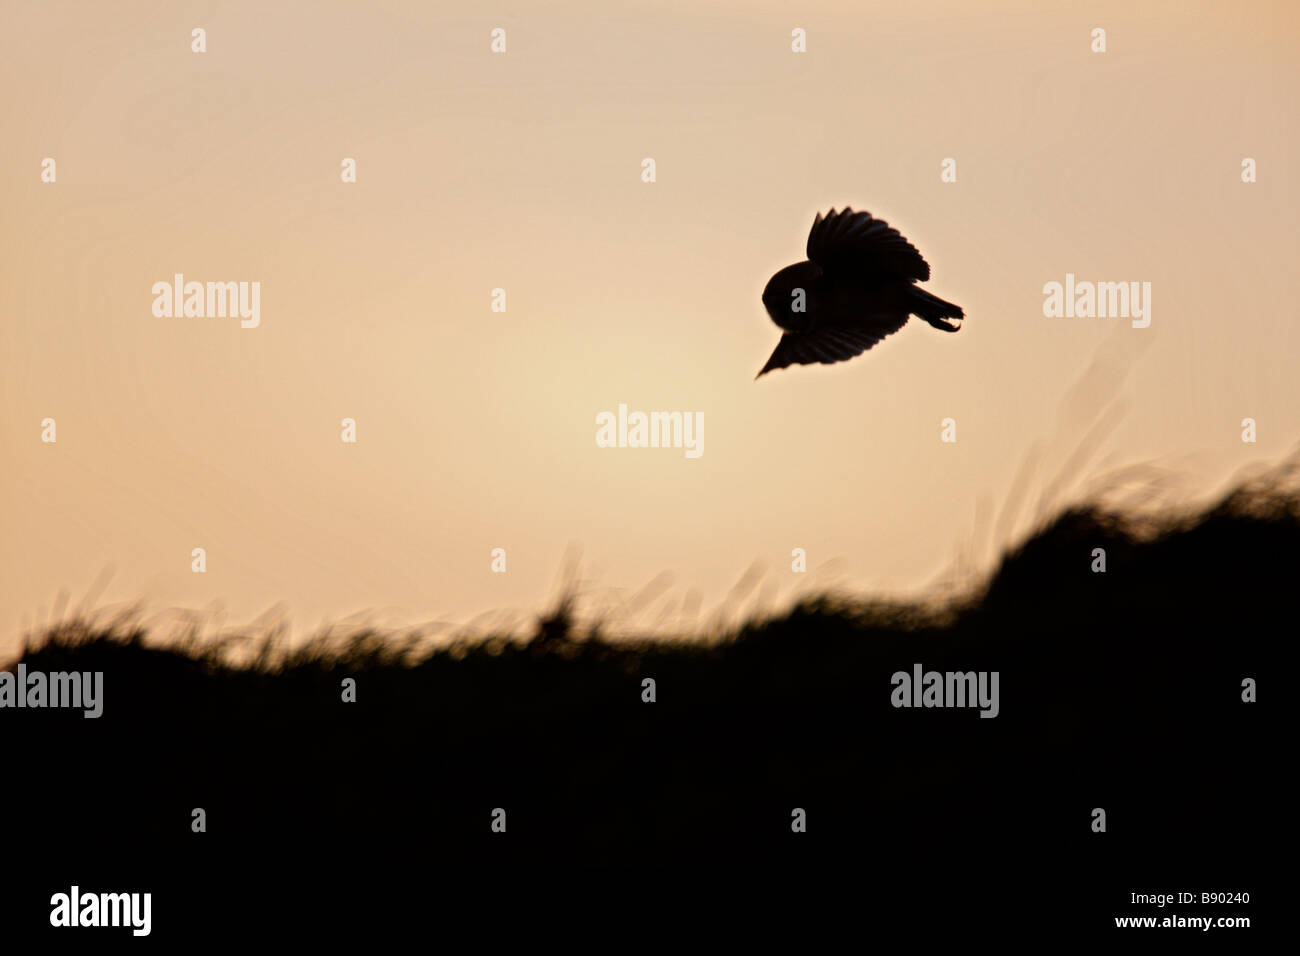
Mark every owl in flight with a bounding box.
[758,207,963,378]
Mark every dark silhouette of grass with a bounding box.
[3,459,1289,936]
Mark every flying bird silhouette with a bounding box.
[757,207,963,378]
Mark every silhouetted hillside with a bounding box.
[4,466,1288,938]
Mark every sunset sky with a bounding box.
[3,0,1298,657]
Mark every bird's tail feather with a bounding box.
[909,287,963,331]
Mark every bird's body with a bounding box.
[758,208,963,377]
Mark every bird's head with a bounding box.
[762,260,822,331]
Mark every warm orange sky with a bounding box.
[3,0,1298,656]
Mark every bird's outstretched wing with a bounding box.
[756,319,908,377]
[806,207,930,281]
